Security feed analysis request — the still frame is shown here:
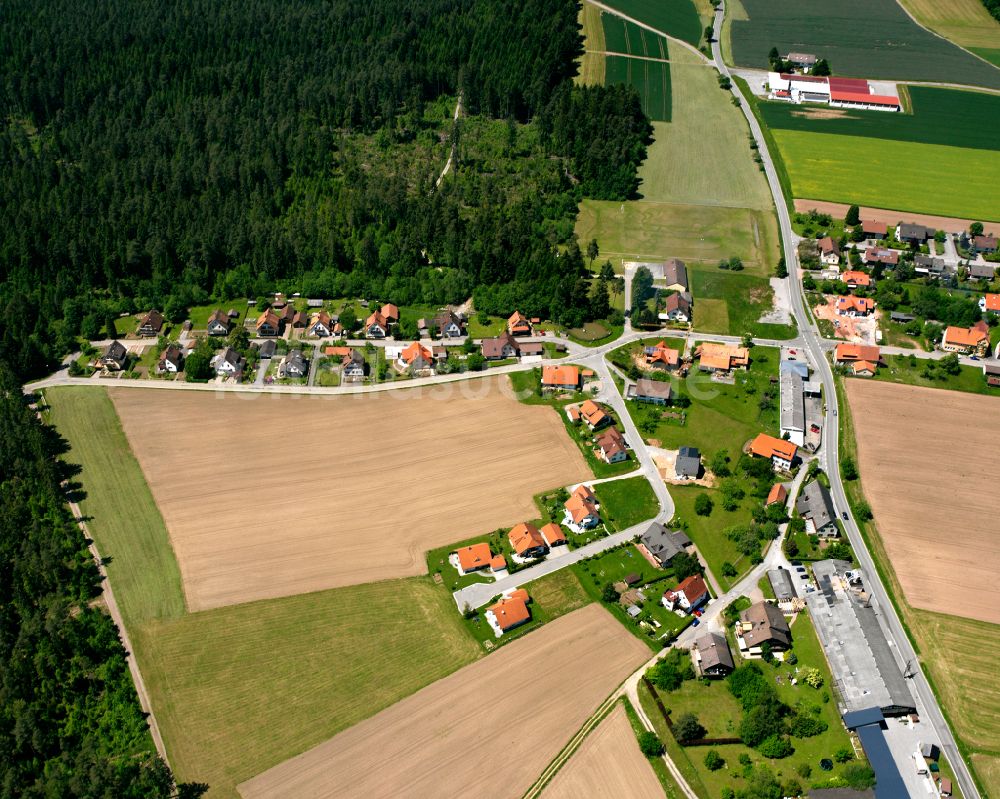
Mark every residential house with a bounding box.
[914,254,947,276]
[279,349,308,378]
[630,377,672,405]
[518,341,543,357]
[645,341,681,371]
[540,522,567,547]
[818,237,840,266]
[292,310,309,329]
[255,340,276,359]
[380,303,400,325]
[508,523,548,559]
[563,484,601,531]
[481,331,519,360]
[836,295,875,317]
[661,292,692,322]
[341,348,367,379]
[696,343,750,373]
[749,433,798,471]
[662,258,688,291]
[156,344,183,374]
[638,523,692,568]
[864,247,899,267]
[973,234,998,254]
[735,601,792,655]
[206,310,230,336]
[365,311,389,339]
[968,262,997,280]
[896,223,933,244]
[256,310,281,337]
[695,633,735,678]
[308,312,333,338]
[797,479,838,537]
[785,51,817,69]
[661,574,709,613]
[455,543,492,574]
[834,343,882,367]
[765,483,787,507]
[426,311,465,338]
[541,364,581,391]
[861,220,888,240]
[486,592,531,636]
[398,341,434,373]
[507,311,533,336]
[979,293,1000,314]
[767,568,797,604]
[841,270,872,289]
[595,426,629,463]
[100,340,129,371]
[675,446,701,479]
[137,309,164,337]
[279,304,296,326]
[984,362,1000,387]
[941,324,989,356]
[579,399,610,430]
[212,346,244,377]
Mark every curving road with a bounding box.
[711,3,980,796]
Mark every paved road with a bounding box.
[712,4,980,795]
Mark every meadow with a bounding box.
[577,2,606,86]
[606,55,672,122]
[691,270,795,339]
[595,0,703,47]
[771,129,1000,221]
[730,0,1000,89]
[759,87,1000,152]
[897,0,1000,51]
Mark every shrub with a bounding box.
[802,668,824,689]
[673,712,706,744]
[834,746,854,763]
[738,753,752,767]
[797,762,812,778]
[721,561,737,578]
[843,763,876,789]
[758,734,793,759]
[637,731,665,757]
[695,493,714,516]
[789,714,828,738]
[704,749,724,771]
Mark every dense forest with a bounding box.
[0,367,196,796]
[983,0,1000,23]
[0,0,652,378]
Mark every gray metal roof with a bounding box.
[640,523,688,563]
[856,721,910,799]
[696,632,734,672]
[796,479,836,532]
[767,567,797,602]
[779,359,809,378]
[675,446,701,477]
[780,370,805,434]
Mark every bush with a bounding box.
[834,746,854,763]
[695,493,713,516]
[843,763,876,789]
[789,714,828,738]
[649,649,694,691]
[721,561,737,578]
[841,456,858,481]
[673,712,706,744]
[797,762,812,778]
[758,734,793,759]
[637,731,665,757]
[601,583,618,603]
[854,501,873,521]
[704,749,724,771]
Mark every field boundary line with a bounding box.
[590,49,677,64]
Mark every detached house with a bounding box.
[661,292,692,322]
[630,378,672,405]
[100,340,129,371]
[542,365,581,391]
[380,304,400,325]
[695,633,735,678]
[841,270,872,289]
[836,295,875,317]
[978,293,1000,314]
[645,341,681,371]
[861,220,888,240]
[307,312,333,338]
[340,348,367,379]
[941,324,989,356]
[137,309,164,337]
[765,483,787,507]
[256,310,281,337]
[864,247,899,267]
[508,523,548,559]
[579,399,610,430]
[661,574,709,613]
[662,258,688,292]
[156,344,183,374]
[398,341,434,374]
[212,346,244,377]
[675,446,701,480]
[365,311,389,339]
[834,343,882,376]
[595,427,628,463]
[481,332,519,360]
[735,601,791,656]
[639,523,692,568]
[896,223,932,244]
[540,523,567,547]
[454,543,492,575]
[749,433,798,471]
[206,310,230,336]
[818,237,840,266]
[973,235,998,255]
[486,591,531,636]
[279,349,308,378]
[796,479,838,537]
[696,343,750,373]
[507,311,533,336]
[425,311,464,338]
[563,484,601,531]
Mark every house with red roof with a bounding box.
[563,484,600,532]
[661,574,709,613]
[486,591,532,636]
[749,433,798,471]
[508,523,548,559]
[836,295,875,317]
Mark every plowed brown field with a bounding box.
[845,380,1000,624]
[541,705,664,799]
[237,604,649,799]
[110,377,591,611]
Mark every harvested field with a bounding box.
[541,705,664,799]
[845,380,1000,624]
[793,199,1000,233]
[237,604,650,799]
[110,377,591,611]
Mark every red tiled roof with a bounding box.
[831,90,899,107]
[456,543,492,572]
[542,365,580,387]
[835,343,881,363]
[488,596,530,630]
[750,433,797,462]
[766,483,787,506]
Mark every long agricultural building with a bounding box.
[767,73,900,111]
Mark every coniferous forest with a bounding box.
[0,0,652,379]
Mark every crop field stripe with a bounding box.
[602,13,629,54]
[772,128,1000,221]
[596,0,702,47]
[604,54,672,122]
[730,0,1000,90]
[758,86,1000,151]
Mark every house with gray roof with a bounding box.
[629,378,672,405]
[662,258,688,291]
[896,223,932,243]
[735,601,792,655]
[639,523,692,568]
[100,340,129,371]
[695,632,735,678]
[780,370,805,446]
[768,567,797,604]
[796,479,838,537]
[967,262,997,280]
[674,446,701,479]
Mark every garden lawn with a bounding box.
[770,129,1000,221]
[596,476,660,530]
[730,0,1000,89]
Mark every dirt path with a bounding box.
[435,95,463,188]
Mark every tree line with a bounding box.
[0,0,651,378]
[0,366,203,796]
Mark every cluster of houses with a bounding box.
[563,394,630,464]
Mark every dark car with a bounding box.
[842,511,849,520]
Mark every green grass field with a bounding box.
[897,0,1000,51]
[671,485,754,590]
[596,0,703,47]
[43,387,482,798]
[691,270,796,339]
[731,0,1000,89]
[602,16,672,121]
[596,475,660,529]
[771,129,1000,221]
[759,87,1000,152]
[970,47,1000,68]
